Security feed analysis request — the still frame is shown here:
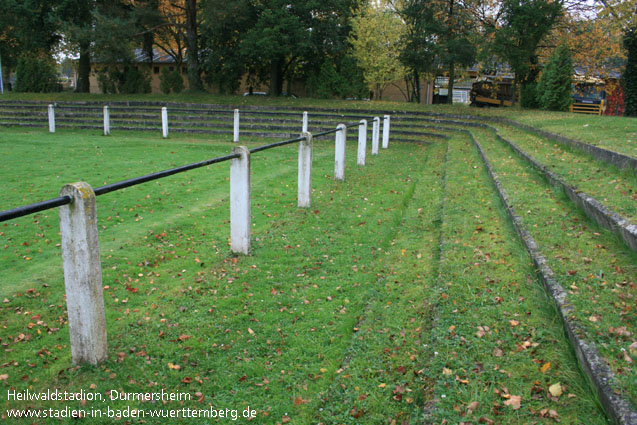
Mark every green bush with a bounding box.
[520,82,540,109]
[623,26,637,117]
[15,56,58,92]
[537,44,573,112]
[159,68,185,94]
[120,66,151,94]
[96,65,151,94]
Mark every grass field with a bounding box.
[0,97,635,424]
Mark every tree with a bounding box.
[0,0,61,77]
[349,1,406,100]
[623,25,637,116]
[399,0,440,102]
[239,1,313,96]
[494,0,563,105]
[537,44,573,111]
[199,0,255,93]
[58,0,95,92]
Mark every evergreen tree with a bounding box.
[537,44,573,111]
[623,25,637,117]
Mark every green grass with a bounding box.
[474,128,637,405]
[494,124,637,223]
[500,109,637,158]
[0,99,634,425]
[420,135,607,424]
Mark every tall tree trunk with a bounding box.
[269,57,283,96]
[413,70,421,103]
[446,0,455,104]
[185,0,203,91]
[447,61,455,104]
[77,42,91,93]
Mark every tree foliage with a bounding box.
[494,0,562,103]
[623,25,637,117]
[14,56,58,92]
[537,44,573,111]
[349,2,406,100]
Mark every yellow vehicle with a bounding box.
[570,76,605,115]
[470,76,515,107]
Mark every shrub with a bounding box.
[120,66,151,94]
[520,82,540,109]
[96,65,151,94]
[15,56,58,92]
[623,26,637,117]
[537,44,573,112]
[160,68,185,94]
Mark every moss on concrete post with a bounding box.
[58,182,107,365]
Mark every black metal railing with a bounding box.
[0,117,376,223]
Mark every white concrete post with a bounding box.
[382,115,390,149]
[233,109,240,143]
[103,106,110,136]
[58,182,107,366]
[302,111,308,133]
[335,124,346,181]
[372,117,380,155]
[357,119,367,166]
[298,132,313,208]
[48,104,55,133]
[161,107,168,138]
[230,146,251,254]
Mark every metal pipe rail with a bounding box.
[0,118,373,223]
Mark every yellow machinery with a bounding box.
[570,76,606,115]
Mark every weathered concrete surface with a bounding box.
[298,132,313,208]
[161,107,168,138]
[103,105,110,136]
[335,124,346,181]
[471,132,637,425]
[382,115,390,149]
[233,109,240,143]
[494,133,637,253]
[48,104,55,133]
[357,119,367,166]
[58,182,107,366]
[230,146,251,254]
[372,117,380,155]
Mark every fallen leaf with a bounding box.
[167,363,180,370]
[0,374,8,381]
[503,395,521,410]
[442,367,453,376]
[248,328,255,336]
[509,320,519,327]
[540,362,551,373]
[293,397,308,405]
[549,382,562,397]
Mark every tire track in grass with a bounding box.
[424,134,608,424]
[313,140,447,424]
[473,128,637,408]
